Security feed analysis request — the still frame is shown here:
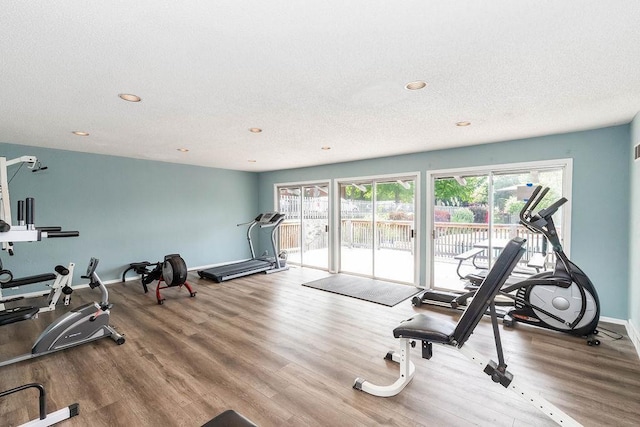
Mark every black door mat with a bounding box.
[302,274,421,307]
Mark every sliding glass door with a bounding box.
[339,175,417,284]
[429,161,570,292]
[278,183,329,270]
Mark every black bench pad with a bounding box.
[393,314,457,343]
[0,306,39,326]
[1,273,56,289]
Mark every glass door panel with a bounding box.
[302,185,329,269]
[339,182,373,275]
[278,187,301,265]
[373,180,415,283]
[432,175,488,292]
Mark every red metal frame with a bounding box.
[154,276,196,305]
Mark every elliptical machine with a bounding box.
[501,186,600,344]
[414,186,601,345]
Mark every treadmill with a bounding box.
[198,212,288,283]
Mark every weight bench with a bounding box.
[354,237,582,427]
[0,264,74,326]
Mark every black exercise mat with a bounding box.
[302,274,421,307]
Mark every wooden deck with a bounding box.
[0,266,639,426]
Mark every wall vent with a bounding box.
[636,144,640,161]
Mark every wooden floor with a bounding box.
[1,266,639,427]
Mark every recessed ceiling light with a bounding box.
[248,159,257,163]
[118,93,142,102]
[321,146,331,150]
[456,121,471,127]
[72,131,89,136]
[249,128,262,133]
[177,148,189,152]
[405,81,427,90]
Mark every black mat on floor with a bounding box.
[302,274,421,307]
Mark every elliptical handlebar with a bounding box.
[518,185,567,250]
[537,197,568,219]
[519,186,548,224]
[519,185,567,225]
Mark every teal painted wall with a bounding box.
[1,143,258,289]
[630,113,640,333]
[2,124,633,321]
[258,125,630,319]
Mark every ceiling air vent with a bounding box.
[636,144,640,161]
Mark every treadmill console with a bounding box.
[257,212,279,224]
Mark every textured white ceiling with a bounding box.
[2,1,640,172]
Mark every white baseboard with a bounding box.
[116,259,249,284]
[600,316,640,360]
[627,320,640,360]
[600,315,627,326]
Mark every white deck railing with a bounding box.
[280,221,552,264]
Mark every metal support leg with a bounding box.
[353,338,416,397]
[459,345,582,427]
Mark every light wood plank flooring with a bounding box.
[1,266,639,427]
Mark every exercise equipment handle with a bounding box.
[0,383,47,421]
[25,197,35,229]
[519,186,548,223]
[538,197,567,219]
[45,231,80,238]
[528,186,549,212]
[519,186,541,223]
[17,200,24,225]
[36,226,62,232]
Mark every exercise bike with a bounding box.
[414,185,601,345]
[0,257,125,368]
